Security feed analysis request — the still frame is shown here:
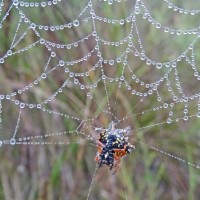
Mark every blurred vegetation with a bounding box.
[0,0,200,200]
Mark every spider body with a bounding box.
[95,121,135,173]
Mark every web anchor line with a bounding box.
[86,164,98,200]
[131,138,200,169]
[151,146,200,169]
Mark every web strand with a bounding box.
[1,0,200,199]
[86,164,98,200]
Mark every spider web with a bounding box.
[0,0,200,199]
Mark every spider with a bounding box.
[95,121,135,173]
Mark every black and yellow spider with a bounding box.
[95,121,135,173]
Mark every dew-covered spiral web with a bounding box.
[0,0,200,199]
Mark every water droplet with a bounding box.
[171,62,176,67]
[53,0,58,4]
[41,73,47,79]
[51,52,56,57]
[58,60,65,67]
[29,104,34,109]
[163,103,168,108]
[7,50,12,56]
[170,103,174,107]
[116,58,121,63]
[15,100,20,105]
[191,10,196,15]
[173,96,178,101]
[164,62,170,68]
[146,59,152,65]
[156,23,161,29]
[92,31,97,37]
[135,9,140,14]
[0,58,4,63]
[120,76,124,81]
[6,95,10,99]
[164,27,169,33]
[40,39,45,44]
[156,63,162,69]
[37,104,41,109]
[41,2,46,7]
[170,29,175,34]
[145,84,149,88]
[13,0,19,6]
[69,73,74,77]
[119,19,125,25]
[173,6,178,11]
[20,2,24,6]
[183,116,188,121]
[175,118,179,122]
[20,103,25,108]
[168,3,173,8]
[74,42,78,47]
[80,85,85,90]
[132,16,136,22]
[73,20,79,27]
[108,0,113,5]
[74,79,78,84]
[167,118,172,124]
[148,90,153,95]
[10,138,16,145]
[143,14,148,19]
[109,60,114,65]
[132,90,136,94]
[176,30,182,35]
[134,51,139,57]
[183,109,188,114]
[50,26,55,31]
[132,74,136,79]
[157,97,161,101]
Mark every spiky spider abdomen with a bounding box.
[95,121,135,173]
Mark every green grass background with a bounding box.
[0,0,200,199]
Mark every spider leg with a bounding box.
[98,160,103,168]
[95,154,99,162]
[95,127,106,131]
[97,141,105,147]
[124,126,131,134]
[110,148,127,174]
[112,159,121,174]
[109,153,114,170]
[108,121,115,131]
[113,148,126,158]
